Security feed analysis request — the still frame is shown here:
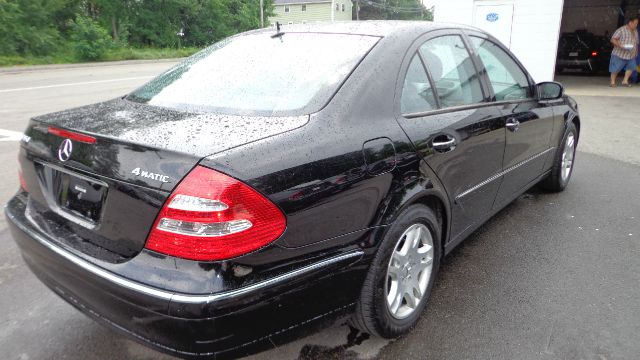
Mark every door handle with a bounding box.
[432,135,457,153]
[506,118,520,132]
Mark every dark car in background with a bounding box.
[6,22,580,358]
[556,30,612,74]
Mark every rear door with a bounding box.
[395,30,507,241]
[466,33,555,207]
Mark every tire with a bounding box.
[539,122,578,192]
[351,204,441,338]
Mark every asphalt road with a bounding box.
[0,64,638,360]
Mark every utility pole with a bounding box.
[356,0,360,20]
[260,0,264,27]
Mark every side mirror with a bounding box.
[537,81,564,101]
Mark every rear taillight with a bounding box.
[145,166,286,261]
[591,51,598,57]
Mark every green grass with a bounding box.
[0,47,200,67]
[100,47,200,61]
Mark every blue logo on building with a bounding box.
[486,13,499,22]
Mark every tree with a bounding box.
[0,0,70,55]
[126,0,274,48]
[0,0,276,58]
[69,15,112,60]
[356,0,432,21]
[88,0,133,42]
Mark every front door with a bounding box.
[467,35,555,207]
[396,32,507,241]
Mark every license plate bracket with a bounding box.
[35,162,108,227]
[56,172,106,223]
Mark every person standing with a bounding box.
[610,17,639,87]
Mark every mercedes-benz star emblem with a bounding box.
[57,139,73,162]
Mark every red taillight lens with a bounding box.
[591,51,598,57]
[145,166,286,261]
[48,126,96,144]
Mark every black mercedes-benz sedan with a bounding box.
[6,21,579,358]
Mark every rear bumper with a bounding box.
[5,194,365,358]
[556,58,604,71]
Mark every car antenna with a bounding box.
[271,21,285,39]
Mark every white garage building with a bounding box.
[431,0,640,82]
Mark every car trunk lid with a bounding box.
[19,98,308,261]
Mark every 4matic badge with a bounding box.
[131,168,170,183]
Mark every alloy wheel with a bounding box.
[385,223,434,319]
[561,133,575,182]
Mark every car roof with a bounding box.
[251,20,481,38]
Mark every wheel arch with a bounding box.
[571,115,581,138]
[378,188,451,260]
[411,194,448,250]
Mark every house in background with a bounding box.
[269,0,353,26]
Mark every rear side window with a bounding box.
[401,54,437,114]
[470,36,532,101]
[419,35,484,108]
[127,33,379,116]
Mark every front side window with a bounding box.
[127,33,380,116]
[401,54,437,114]
[470,36,532,101]
[419,35,484,108]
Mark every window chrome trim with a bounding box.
[402,97,535,119]
[492,98,537,107]
[538,98,565,105]
[455,147,555,200]
[403,101,495,118]
[8,205,363,305]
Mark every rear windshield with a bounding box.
[127,32,380,116]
